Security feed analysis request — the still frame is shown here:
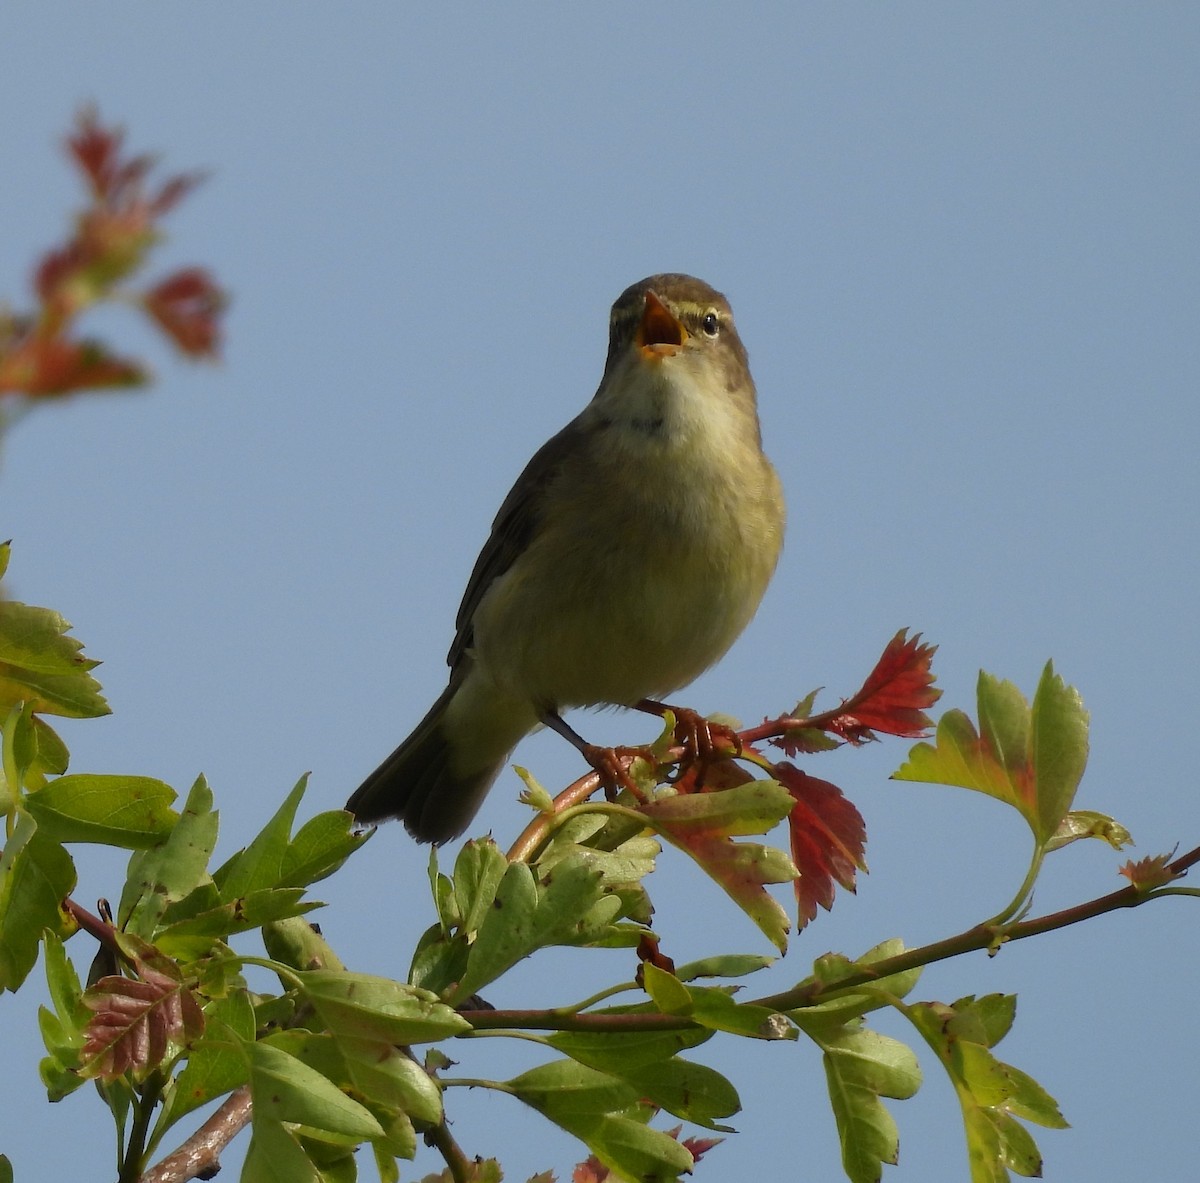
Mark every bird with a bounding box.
[347,273,785,843]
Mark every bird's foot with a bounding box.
[635,699,741,786]
[539,709,653,803]
[581,743,653,803]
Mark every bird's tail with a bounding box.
[346,679,532,844]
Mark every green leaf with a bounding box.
[295,970,471,1044]
[1,707,69,801]
[159,992,255,1127]
[688,984,797,1040]
[268,1030,443,1129]
[0,1153,12,1183]
[815,1026,922,1183]
[37,929,89,1098]
[0,811,75,991]
[407,921,470,996]
[42,927,86,1030]
[1029,662,1090,840]
[642,961,693,1015]
[262,915,346,974]
[280,810,367,889]
[894,663,1090,845]
[213,775,308,899]
[245,1040,383,1139]
[0,587,109,718]
[243,1116,322,1183]
[156,887,319,959]
[1045,808,1132,852]
[452,837,509,934]
[674,953,774,981]
[25,774,177,847]
[640,782,797,951]
[548,1026,713,1074]
[793,939,924,1031]
[507,1060,696,1182]
[905,998,1067,1183]
[118,776,219,938]
[952,994,1017,1049]
[427,846,460,930]
[452,856,616,1003]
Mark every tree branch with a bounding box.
[464,844,1199,1030]
[138,1086,252,1183]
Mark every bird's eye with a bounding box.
[701,311,721,337]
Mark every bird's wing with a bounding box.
[447,415,586,671]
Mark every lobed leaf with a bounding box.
[25,773,177,848]
[834,629,941,738]
[118,776,219,938]
[453,855,620,1003]
[905,997,1067,1183]
[774,766,867,929]
[507,1060,696,1182]
[792,939,924,1030]
[0,811,76,992]
[641,782,797,951]
[815,1027,922,1183]
[0,593,109,718]
[894,662,1089,846]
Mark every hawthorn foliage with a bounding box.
[2,112,1196,1183]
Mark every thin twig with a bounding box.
[462,845,1199,1029]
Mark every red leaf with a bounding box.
[634,933,676,988]
[833,630,940,740]
[142,267,225,358]
[573,1157,607,1183]
[0,335,146,396]
[67,107,203,218]
[774,765,867,928]
[680,1134,721,1164]
[66,107,126,201]
[79,960,204,1081]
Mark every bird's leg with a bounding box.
[634,698,742,784]
[539,709,649,802]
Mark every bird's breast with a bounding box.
[471,411,784,711]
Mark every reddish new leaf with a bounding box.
[67,107,204,218]
[833,630,940,740]
[573,1157,607,1183]
[1,106,225,403]
[79,960,204,1080]
[1119,852,1179,892]
[680,1133,721,1164]
[745,630,938,755]
[142,268,225,358]
[0,335,146,396]
[635,932,676,983]
[773,765,867,928]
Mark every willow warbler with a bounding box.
[347,274,785,842]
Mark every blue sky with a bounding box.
[2,5,1197,1181]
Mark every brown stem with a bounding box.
[506,767,606,863]
[426,1117,475,1183]
[64,897,123,952]
[138,1086,252,1183]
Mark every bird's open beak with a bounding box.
[637,290,687,359]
